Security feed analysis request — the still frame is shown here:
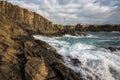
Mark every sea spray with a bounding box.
[33,32,120,80]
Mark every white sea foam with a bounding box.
[63,34,83,38]
[112,31,120,33]
[33,35,120,80]
[86,34,96,37]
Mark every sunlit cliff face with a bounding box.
[7,0,120,25]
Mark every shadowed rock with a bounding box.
[107,47,120,52]
[0,1,83,80]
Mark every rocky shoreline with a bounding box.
[0,1,83,80]
[0,1,120,80]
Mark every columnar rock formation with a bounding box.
[0,1,82,80]
[0,1,57,34]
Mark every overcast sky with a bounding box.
[6,0,120,25]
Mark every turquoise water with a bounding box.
[57,32,120,48]
[34,32,120,80]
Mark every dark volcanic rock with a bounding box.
[107,47,120,52]
[0,1,83,80]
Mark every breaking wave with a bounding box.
[33,32,120,80]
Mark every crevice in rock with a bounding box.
[16,53,27,80]
[0,41,9,52]
[50,63,65,80]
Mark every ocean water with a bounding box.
[34,32,120,80]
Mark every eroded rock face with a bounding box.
[0,1,82,80]
[0,1,58,34]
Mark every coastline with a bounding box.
[0,1,120,80]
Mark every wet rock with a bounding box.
[109,67,120,79]
[67,56,81,67]
[107,47,120,52]
[48,62,83,80]
[70,58,81,67]
[0,1,83,80]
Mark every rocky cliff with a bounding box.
[0,1,58,34]
[0,1,82,80]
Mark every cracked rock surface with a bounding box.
[0,1,82,80]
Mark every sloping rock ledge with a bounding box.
[0,1,83,80]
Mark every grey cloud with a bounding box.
[6,0,120,25]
